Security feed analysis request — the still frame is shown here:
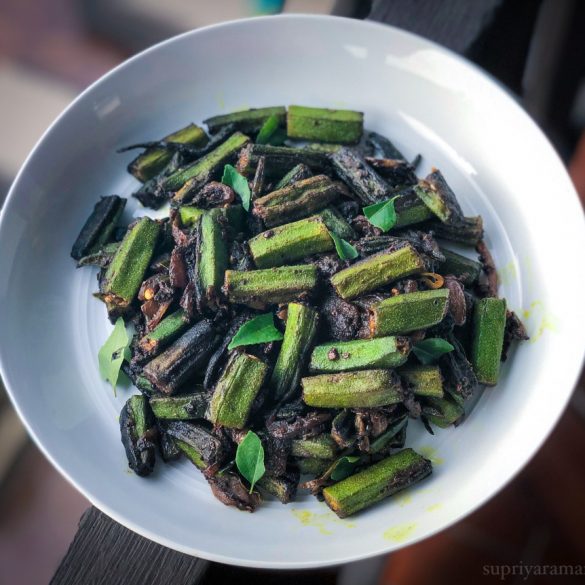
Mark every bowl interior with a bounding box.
[0,15,584,568]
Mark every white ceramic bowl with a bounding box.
[1,15,584,568]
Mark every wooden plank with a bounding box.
[50,507,208,585]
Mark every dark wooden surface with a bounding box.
[49,507,208,585]
[49,3,557,584]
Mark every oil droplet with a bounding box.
[383,522,416,542]
[426,503,442,512]
[291,509,355,535]
[417,446,444,465]
[521,300,558,342]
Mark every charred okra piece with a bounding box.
[287,105,363,144]
[314,207,356,240]
[438,248,481,285]
[224,265,318,308]
[368,416,409,454]
[322,448,432,518]
[257,469,299,504]
[252,175,340,227]
[119,395,157,476]
[291,434,338,459]
[270,303,319,402]
[365,131,406,160]
[137,308,190,361]
[71,196,126,260]
[399,365,444,397]
[248,217,334,268]
[204,106,286,134]
[414,169,464,224]
[237,144,330,177]
[365,158,417,188]
[430,216,484,246]
[309,336,410,373]
[149,391,209,420]
[471,297,507,385]
[100,217,160,313]
[76,241,120,268]
[128,123,208,182]
[331,147,390,205]
[142,319,219,394]
[207,352,268,429]
[164,132,250,195]
[330,244,425,300]
[422,397,464,428]
[394,191,434,228]
[302,369,402,408]
[274,163,312,190]
[164,421,226,471]
[197,209,228,307]
[368,289,450,336]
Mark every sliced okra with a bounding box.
[119,395,157,476]
[394,190,434,228]
[257,469,300,504]
[136,308,190,362]
[76,241,120,268]
[438,248,482,285]
[204,106,286,134]
[286,105,363,144]
[291,434,338,459]
[314,207,357,240]
[422,396,464,428]
[149,391,209,420]
[399,365,444,398]
[414,169,464,224]
[430,216,484,246]
[274,163,313,190]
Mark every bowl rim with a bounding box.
[1,13,584,569]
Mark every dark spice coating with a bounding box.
[72,106,527,516]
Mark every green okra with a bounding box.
[204,106,286,134]
[330,244,425,300]
[430,216,484,246]
[314,207,356,240]
[331,147,389,205]
[438,248,482,285]
[248,217,334,269]
[274,163,313,190]
[257,470,299,504]
[137,308,190,360]
[224,265,318,308]
[149,391,208,420]
[198,209,228,306]
[164,132,250,194]
[302,369,402,408]
[399,365,444,397]
[365,131,406,161]
[165,421,226,471]
[179,204,245,232]
[287,105,363,144]
[119,395,156,476]
[237,144,331,177]
[368,416,409,454]
[309,336,410,373]
[100,217,160,311]
[291,434,338,459]
[368,289,450,336]
[422,397,464,428]
[252,175,341,227]
[414,169,464,225]
[294,458,334,476]
[471,297,507,385]
[394,191,434,228]
[322,448,432,518]
[208,352,268,429]
[270,303,319,402]
[304,143,343,154]
[128,123,208,182]
[71,196,126,261]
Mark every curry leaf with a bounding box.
[413,338,454,365]
[363,195,400,232]
[98,317,131,395]
[256,114,280,145]
[330,455,361,481]
[329,230,359,261]
[222,164,251,211]
[236,430,266,493]
[228,313,284,350]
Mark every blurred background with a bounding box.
[1,1,584,584]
